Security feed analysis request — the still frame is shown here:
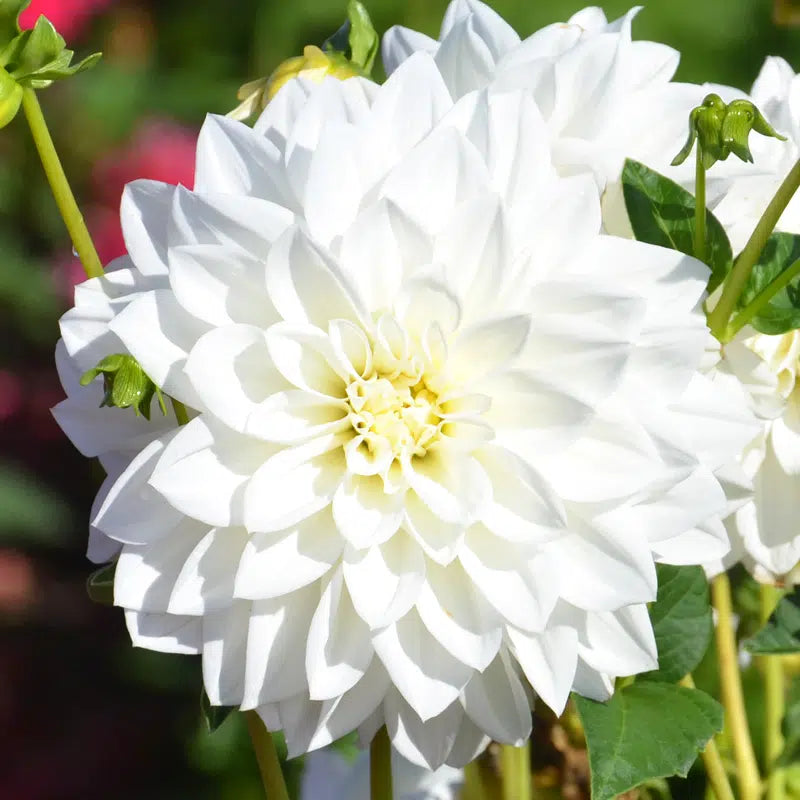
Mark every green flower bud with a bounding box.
[672,93,787,170]
[80,353,167,421]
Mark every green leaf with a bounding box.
[576,683,723,800]
[86,562,116,605]
[735,232,800,335]
[10,14,63,76]
[201,689,236,733]
[346,0,378,73]
[621,159,733,293]
[641,564,713,683]
[0,64,20,127]
[743,587,800,654]
[777,677,800,767]
[0,0,29,45]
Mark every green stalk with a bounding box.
[724,256,800,341]
[370,726,393,800]
[708,158,800,339]
[761,584,786,800]
[501,742,533,800]
[695,145,707,263]
[463,755,502,800]
[680,675,736,800]
[244,711,290,800]
[21,88,103,280]
[711,573,761,800]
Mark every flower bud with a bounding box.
[672,93,787,170]
[227,45,360,121]
[80,353,167,420]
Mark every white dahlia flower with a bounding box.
[57,53,756,768]
[704,329,800,582]
[301,748,462,800]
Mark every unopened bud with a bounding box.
[80,353,167,420]
[672,93,787,170]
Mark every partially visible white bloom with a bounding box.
[705,328,800,582]
[57,52,757,769]
[712,57,800,252]
[301,748,462,800]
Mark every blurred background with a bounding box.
[2,0,800,798]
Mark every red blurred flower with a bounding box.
[19,0,115,41]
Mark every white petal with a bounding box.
[241,582,320,708]
[508,624,578,716]
[461,651,531,744]
[235,508,343,600]
[244,435,348,532]
[125,609,202,654]
[578,605,658,677]
[372,610,472,721]
[332,475,405,549]
[121,181,175,276]
[445,717,491,767]
[306,568,373,700]
[343,532,426,629]
[416,559,502,670]
[202,601,250,706]
[381,26,439,75]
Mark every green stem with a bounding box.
[695,145,707,263]
[21,89,103,280]
[761,584,786,800]
[370,726,393,800]
[680,675,736,800]
[244,711,290,800]
[708,157,800,339]
[463,754,502,800]
[171,398,190,426]
[711,573,761,800]
[725,256,800,341]
[501,742,533,800]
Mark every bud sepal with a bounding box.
[80,354,168,421]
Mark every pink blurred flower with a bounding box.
[53,119,197,298]
[19,0,115,41]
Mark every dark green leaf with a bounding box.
[86,562,116,605]
[201,689,236,733]
[0,64,20,127]
[622,159,733,293]
[576,683,723,800]
[735,232,800,335]
[743,587,800,654]
[777,677,800,767]
[641,564,713,683]
[346,0,378,73]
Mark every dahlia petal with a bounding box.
[244,435,348,533]
[507,623,578,716]
[416,559,502,670]
[578,604,658,676]
[448,314,531,384]
[444,718,492,768]
[169,527,249,615]
[241,582,320,708]
[202,601,250,706]
[150,416,273,528]
[382,26,439,75]
[460,526,556,631]
[460,651,531,743]
[248,390,350,444]
[343,533,426,630]
[403,492,466,565]
[571,659,614,702]
[306,568,373,700]
[435,16,495,98]
[235,509,343,600]
[332,475,405,549]
[440,0,521,58]
[121,181,174,276]
[384,690,463,769]
[125,609,202,655]
[372,610,472,721]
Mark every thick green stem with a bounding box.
[695,145,707,263]
[761,584,786,800]
[244,711,290,800]
[370,726,393,800]
[725,256,800,341]
[463,755,502,800]
[711,573,761,800]
[680,675,736,800]
[708,158,800,339]
[21,89,103,279]
[501,742,533,800]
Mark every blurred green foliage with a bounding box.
[2,1,800,798]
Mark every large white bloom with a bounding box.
[301,748,462,800]
[59,54,757,768]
